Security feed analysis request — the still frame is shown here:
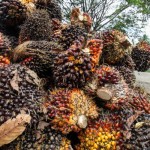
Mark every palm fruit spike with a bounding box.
[0,64,45,126]
[76,110,124,150]
[132,41,150,71]
[85,39,103,65]
[0,0,27,27]
[35,0,62,21]
[52,42,96,88]
[71,7,92,32]
[13,41,63,78]
[45,88,98,134]
[0,32,11,57]
[100,30,132,64]
[53,25,87,50]
[96,65,121,86]
[19,9,52,44]
[126,113,150,149]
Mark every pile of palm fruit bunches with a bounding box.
[0,0,150,150]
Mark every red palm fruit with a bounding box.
[0,55,10,67]
[44,88,98,134]
[76,110,124,150]
[85,39,103,65]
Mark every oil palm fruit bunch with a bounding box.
[52,25,87,50]
[44,88,98,134]
[70,7,92,32]
[35,0,62,21]
[132,40,150,71]
[0,64,45,126]
[96,65,121,86]
[19,9,52,44]
[100,30,132,64]
[125,113,150,149]
[0,0,27,27]
[85,39,103,65]
[13,41,63,78]
[76,110,124,150]
[52,42,96,88]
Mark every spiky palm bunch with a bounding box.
[132,41,150,71]
[45,88,98,134]
[100,30,132,64]
[52,43,96,88]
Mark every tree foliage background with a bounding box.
[57,0,150,42]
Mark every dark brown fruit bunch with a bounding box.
[19,9,52,44]
[0,0,27,27]
[76,110,124,150]
[45,88,98,134]
[132,41,150,71]
[0,64,45,126]
[13,41,63,78]
[52,45,96,88]
[52,25,87,50]
[100,30,132,64]
[35,0,62,21]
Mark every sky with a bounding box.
[145,19,150,38]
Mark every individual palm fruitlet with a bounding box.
[0,64,45,126]
[132,41,150,71]
[19,9,52,43]
[100,30,132,64]
[35,0,62,21]
[0,55,10,67]
[52,43,96,88]
[45,88,98,134]
[13,41,63,78]
[0,0,27,27]
[76,110,124,150]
